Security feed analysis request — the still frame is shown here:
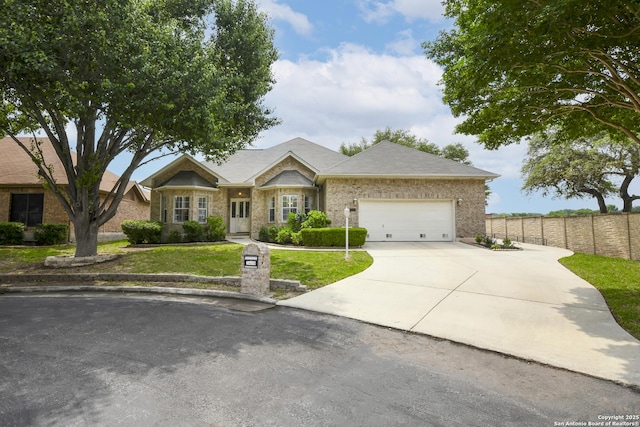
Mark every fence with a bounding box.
[486,213,640,261]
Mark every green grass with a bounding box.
[560,253,640,340]
[0,241,373,291]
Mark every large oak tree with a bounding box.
[0,0,278,256]
[424,1,640,149]
[522,132,640,212]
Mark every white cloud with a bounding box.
[385,29,419,56]
[360,0,445,24]
[256,42,527,188]
[258,0,313,36]
[258,43,444,149]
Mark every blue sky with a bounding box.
[130,0,624,214]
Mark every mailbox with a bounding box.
[243,255,259,269]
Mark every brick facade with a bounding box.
[249,158,319,239]
[323,177,487,237]
[144,149,491,241]
[1,186,150,239]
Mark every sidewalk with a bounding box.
[279,241,640,387]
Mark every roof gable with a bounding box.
[140,154,225,188]
[202,137,347,184]
[319,140,500,180]
[158,170,217,189]
[260,170,314,189]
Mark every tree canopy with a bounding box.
[0,0,278,256]
[339,127,471,164]
[424,1,640,149]
[521,131,640,212]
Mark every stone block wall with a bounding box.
[486,213,640,260]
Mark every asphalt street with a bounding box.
[1,294,638,426]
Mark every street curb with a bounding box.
[0,273,305,292]
[0,285,278,305]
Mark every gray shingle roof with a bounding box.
[203,137,348,184]
[319,140,500,179]
[260,170,314,188]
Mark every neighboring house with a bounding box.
[0,136,150,240]
[141,137,499,242]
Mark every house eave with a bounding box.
[316,173,500,183]
[155,185,219,192]
[258,184,316,191]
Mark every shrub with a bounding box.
[291,231,303,246]
[182,220,203,242]
[300,227,367,247]
[0,222,25,245]
[276,226,294,245]
[475,235,483,244]
[259,226,270,242]
[301,210,331,229]
[287,212,306,232]
[166,230,182,243]
[204,216,226,242]
[482,236,495,247]
[34,223,69,246]
[121,220,162,244]
[502,237,513,248]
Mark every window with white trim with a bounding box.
[268,197,275,223]
[304,194,311,214]
[174,196,190,222]
[282,195,298,221]
[197,196,208,223]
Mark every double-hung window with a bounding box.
[174,196,190,222]
[304,195,311,214]
[268,197,275,223]
[197,197,208,223]
[282,195,298,221]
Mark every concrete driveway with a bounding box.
[279,241,640,387]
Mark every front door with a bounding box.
[230,199,251,233]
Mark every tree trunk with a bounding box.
[619,175,635,213]
[73,211,99,257]
[594,193,608,213]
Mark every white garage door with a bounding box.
[359,200,454,242]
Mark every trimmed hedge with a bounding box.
[0,222,25,245]
[300,227,367,247]
[121,220,162,244]
[34,223,69,245]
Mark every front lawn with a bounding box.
[0,241,373,293]
[560,253,640,340]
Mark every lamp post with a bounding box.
[344,206,350,260]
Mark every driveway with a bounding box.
[280,241,640,387]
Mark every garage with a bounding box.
[358,199,454,242]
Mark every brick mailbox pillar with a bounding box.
[241,243,271,296]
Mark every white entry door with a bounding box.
[359,199,454,242]
[230,199,251,233]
